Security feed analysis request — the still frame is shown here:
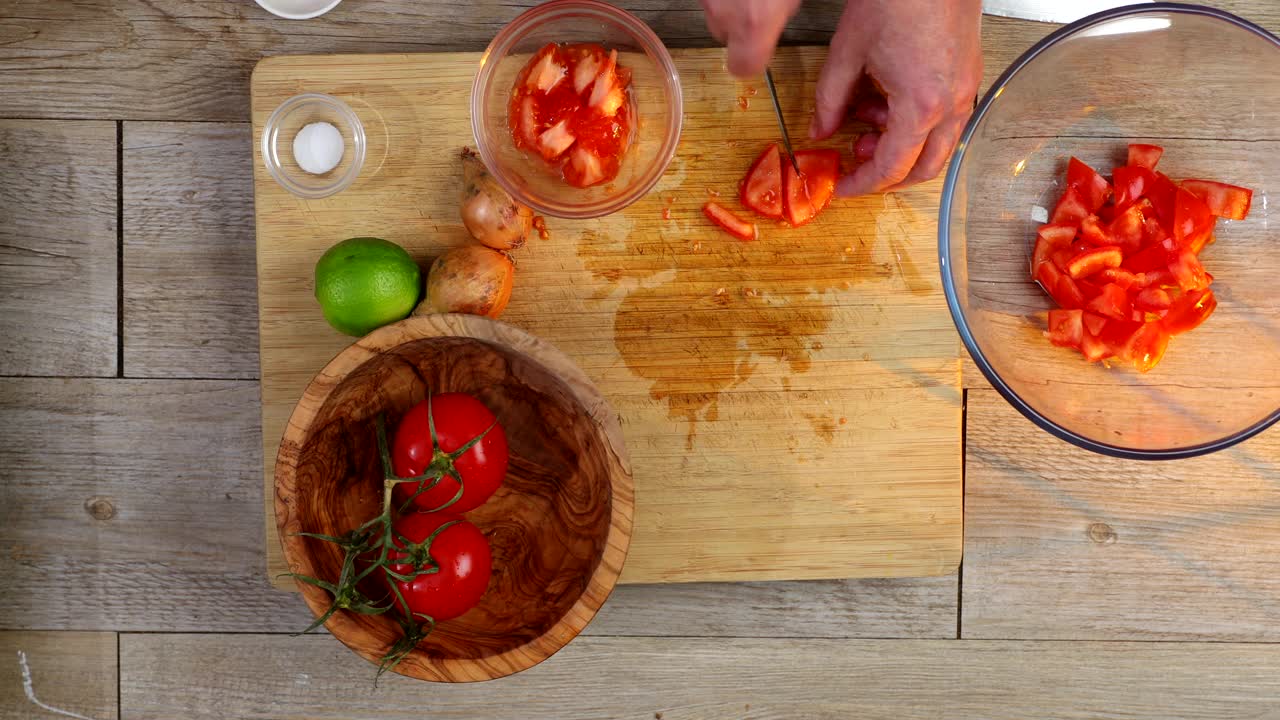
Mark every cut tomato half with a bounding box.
[702,201,757,241]
[740,144,784,219]
[1180,179,1252,221]
[782,149,841,227]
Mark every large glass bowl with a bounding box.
[471,0,683,219]
[941,4,1280,459]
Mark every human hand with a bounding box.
[700,0,804,77]
[810,0,984,196]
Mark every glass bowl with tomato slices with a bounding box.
[470,0,682,219]
[940,4,1280,459]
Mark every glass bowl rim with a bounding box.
[261,92,367,200]
[937,1,1280,460]
[469,0,684,219]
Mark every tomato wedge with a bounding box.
[1169,248,1210,291]
[1133,286,1172,313]
[1046,309,1084,349]
[1145,172,1179,231]
[1112,165,1154,211]
[702,201,757,241]
[1079,215,1110,246]
[1173,186,1214,250]
[1127,322,1170,373]
[782,149,840,227]
[740,144,783,219]
[1067,157,1111,211]
[1161,288,1217,335]
[1051,185,1091,225]
[1127,143,1164,170]
[1036,261,1086,310]
[1081,329,1113,362]
[1086,282,1132,321]
[1066,246,1123,279]
[1108,203,1145,253]
[1032,224,1075,273]
[1082,311,1109,337]
[1180,179,1252,221]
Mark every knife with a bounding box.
[982,0,1150,24]
[763,67,802,177]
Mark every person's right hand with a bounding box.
[700,0,804,77]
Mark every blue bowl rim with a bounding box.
[938,2,1280,460]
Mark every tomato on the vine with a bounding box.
[385,512,491,622]
[391,393,509,513]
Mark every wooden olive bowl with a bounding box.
[274,314,634,682]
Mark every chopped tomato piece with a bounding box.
[1047,309,1084,349]
[588,49,618,110]
[1173,186,1214,249]
[1086,282,1132,321]
[1161,288,1217,335]
[537,118,576,159]
[1076,278,1104,300]
[740,144,783,219]
[1141,215,1168,248]
[572,50,603,94]
[1082,311,1109,337]
[1051,185,1091,225]
[1067,157,1111,211]
[1108,203,1145,253]
[782,149,840,226]
[1079,215,1110,246]
[1123,244,1169,274]
[1081,329,1113,362]
[702,201,757,241]
[1134,286,1172,313]
[1128,322,1170,373]
[1098,267,1142,289]
[1066,246,1123,279]
[1112,165,1154,211]
[565,146,605,186]
[527,49,567,92]
[1169,248,1210,291]
[1036,261,1086,310]
[1098,319,1143,362]
[1127,143,1164,170]
[1146,172,1179,232]
[1181,179,1252,221]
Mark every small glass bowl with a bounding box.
[471,0,683,219]
[261,92,366,200]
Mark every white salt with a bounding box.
[292,121,344,175]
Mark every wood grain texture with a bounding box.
[0,120,117,377]
[253,48,963,587]
[121,634,1280,719]
[275,315,634,682]
[963,387,1280,640]
[0,378,312,632]
[0,632,117,720]
[123,122,259,379]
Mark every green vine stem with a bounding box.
[283,394,499,681]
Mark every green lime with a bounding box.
[314,237,422,337]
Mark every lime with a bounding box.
[314,237,422,337]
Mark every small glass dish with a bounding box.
[261,92,366,200]
[471,0,683,219]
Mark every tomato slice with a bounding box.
[782,149,841,226]
[1078,215,1110,246]
[1146,172,1179,232]
[1066,245,1123,279]
[1127,143,1164,170]
[1051,185,1091,225]
[1098,267,1142,290]
[1169,248,1210,291]
[1127,322,1170,373]
[1161,288,1217,335]
[702,201,757,241]
[1036,261,1087,310]
[1108,203,1145,253]
[1173,186,1214,250]
[1082,311,1109,337]
[1085,282,1132,321]
[1134,286,1172,313]
[1180,179,1252,221]
[1112,165,1154,211]
[740,144,783,219]
[1066,157,1111,211]
[1046,308,1084,349]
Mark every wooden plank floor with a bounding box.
[1,1,1278,716]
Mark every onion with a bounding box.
[460,147,532,251]
[416,246,515,319]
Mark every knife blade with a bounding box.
[982,0,1150,24]
[763,67,802,177]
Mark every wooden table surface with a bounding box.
[1,2,1277,718]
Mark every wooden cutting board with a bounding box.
[252,47,961,588]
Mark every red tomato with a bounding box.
[1108,203,1145,253]
[1086,282,1132,321]
[1146,172,1180,232]
[1112,165,1153,211]
[1134,286,1173,313]
[1127,322,1170,373]
[1097,267,1142,290]
[1127,143,1164,170]
[1098,319,1143,362]
[1180,179,1253,221]
[1032,224,1076,272]
[385,513,491,622]
[740,144,783,219]
[392,393,510,514]
[1162,288,1218,335]
[1051,185,1091,225]
[1141,215,1168,248]
[1173,186,1214,250]
[1123,244,1170,274]
[1083,311,1109,337]
[1168,248,1210,292]
[1079,215,1110,246]
[702,200,757,241]
[1066,157,1111,211]
[782,149,841,226]
[1066,246,1123,279]
[1081,329,1113,363]
[1036,261,1086,310]
[1047,309,1084,349]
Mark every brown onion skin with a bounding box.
[460,147,533,251]
[417,245,515,319]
